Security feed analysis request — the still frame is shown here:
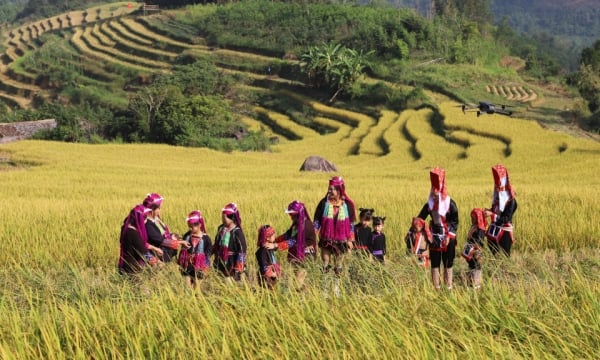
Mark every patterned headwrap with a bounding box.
[328,176,356,221]
[428,167,451,216]
[470,208,488,231]
[143,193,164,210]
[222,202,242,229]
[285,200,310,260]
[119,204,150,267]
[491,164,515,212]
[257,224,276,247]
[186,210,207,233]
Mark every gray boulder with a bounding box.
[299,156,338,172]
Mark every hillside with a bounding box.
[0,1,596,147]
[490,0,599,70]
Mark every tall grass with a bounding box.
[0,101,599,357]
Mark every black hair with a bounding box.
[359,208,375,220]
[372,216,386,226]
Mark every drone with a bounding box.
[461,102,513,117]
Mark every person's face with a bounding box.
[328,186,339,198]
[361,216,371,226]
[151,206,160,218]
[222,213,234,226]
[189,222,200,232]
[289,213,299,224]
[374,224,383,233]
[267,233,276,243]
[413,223,423,232]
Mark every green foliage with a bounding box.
[122,61,265,149]
[186,1,432,58]
[301,42,373,102]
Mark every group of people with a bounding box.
[118,165,517,291]
[404,164,517,289]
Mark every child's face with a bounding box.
[267,233,276,243]
[413,224,423,232]
[374,224,383,233]
[361,216,371,226]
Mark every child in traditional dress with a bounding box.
[462,208,487,289]
[370,217,387,263]
[354,208,374,257]
[404,217,431,268]
[256,225,280,290]
[178,210,212,289]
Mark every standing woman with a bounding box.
[144,193,188,262]
[314,176,356,275]
[268,200,317,290]
[213,203,247,282]
[118,204,163,275]
[485,164,517,256]
[417,167,459,290]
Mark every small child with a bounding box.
[462,208,487,289]
[354,208,374,256]
[178,210,212,289]
[370,217,387,263]
[256,225,281,290]
[404,217,431,268]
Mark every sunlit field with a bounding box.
[1,102,599,358]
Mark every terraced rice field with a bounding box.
[0,1,592,160]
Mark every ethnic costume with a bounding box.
[405,217,431,268]
[417,167,459,290]
[314,177,357,272]
[462,208,487,288]
[178,211,212,280]
[276,201,317,262]
[256,225,281,290]
[213,203,247,281]
[144,193,180,262]
[486,164,518,256]
[370,217,387,263]
[118,204,156,274]
[354,208,374,256]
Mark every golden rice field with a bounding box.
[1,102,599,358]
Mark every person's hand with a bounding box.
[154,247,164,257]
[180,240,191,249]
[347,241,354,250]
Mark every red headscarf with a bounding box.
[428,167,450,215]
[412,217,432,239]
[491,164,515,212]
[470,208,488,231]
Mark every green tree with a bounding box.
[301,43,372,102]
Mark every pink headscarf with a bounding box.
[186,210,207,233]
[222,202,242,229]
[119,204,150,268]
[257,225,276,247]
[285,200,310,260]
[143,193,164,209]
[328,176,356,221]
